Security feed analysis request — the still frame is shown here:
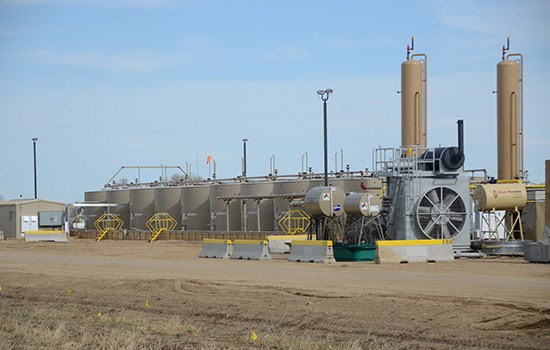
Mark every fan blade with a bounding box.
[424,219,436,237]
[448,219,462,234]
[417,206,431,214]
[449,215,465,222]
[441,224,451,238]
[442,193,458,208]
[427,190,439,205]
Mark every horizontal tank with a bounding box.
[105,189,131,229]
[344,193,381,217]
[130,188,156,230]
[473,183,527,211]
[181,185,210,231]
[304,186,346,217]
[241,181,274,231]
[329,177,383,196]
[210,183,241,231]
[273,179,323,230]
[155,187,182,229]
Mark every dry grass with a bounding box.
[1,240,548,350]
[0,301,394,350]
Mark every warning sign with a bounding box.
[322,193,330,201]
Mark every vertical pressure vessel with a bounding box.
[497,59,519,180]
[401,59,423,147]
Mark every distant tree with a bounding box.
[113,177,128,186]
[171,174,184,182]
[188,173,203,181]
[171,173,203,183]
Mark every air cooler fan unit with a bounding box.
[416,186,467,240]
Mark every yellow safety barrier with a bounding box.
[146,212,177,242]
[24,230,68,242]
[231,240,271,260]
[292,240,333,247]
[94,214,123,242]
[288,240,335,263]
[375,239,454,263]
[199,239,232,259]
[277,209,310,235]
[376,239,452,247]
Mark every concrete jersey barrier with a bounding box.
[198,239,232,259]
[376,239,454,263]
[266,234,309,253]
[288,240,335,263]
[524,242,550,263]
[231,240,271,260]
[24,231,68,243]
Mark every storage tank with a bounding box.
[181,185,210,231]
[304,186,346,217]
[241,181,275,231]
[105,189,131,229]
[497,59,520,180]
[83,190,107,229]
[273,179,323,230]
[209,183,241,231]
[85,190,107,202]
[329,177,383,196]
[401,59,425,147]
[130,188,155,230]
[473,184,527,211]
[344,193,381,217]
[154,187,182,229]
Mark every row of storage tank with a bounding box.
[83,177,383,231]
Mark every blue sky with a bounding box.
[0,0,549,203]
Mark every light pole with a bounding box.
[32,137,38,199]
[242,138,248,177]
[316,89,333,186]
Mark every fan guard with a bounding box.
[416,187,466,239]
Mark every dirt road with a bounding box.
[1,239,549,349]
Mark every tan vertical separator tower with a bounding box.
[497,37,524,180]
[545,160,550,243]
[401,36,427,147]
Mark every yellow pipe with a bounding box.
[525,184,545,189]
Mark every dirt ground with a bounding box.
[0,239,549,349]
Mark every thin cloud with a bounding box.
[255,45,310,62]
[31,49,180,72]
[436,0,550,41]
[0,0,184,7]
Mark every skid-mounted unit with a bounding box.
[374,120,472,253]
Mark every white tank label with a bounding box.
[322,193,330,201]
[360,202,368,209]
[370,205,379,212]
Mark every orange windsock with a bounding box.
[206,155,212,164]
